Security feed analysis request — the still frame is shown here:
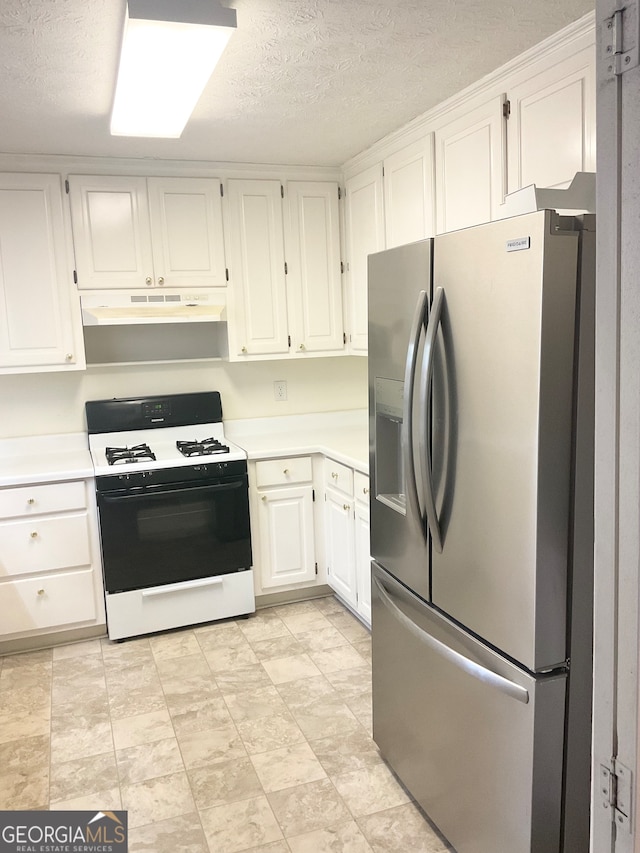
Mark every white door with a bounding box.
[325,486,357,608]
[592,3,640,853]
[147,177,227,288]
[285,181,344,355]
[383,136,435,248]
[225,179,289,358]
[0,173,83,371]
[345,165,385,353]
[257,486,316,589]
[68,175,154,289]
[435,95,506,233]
[507,44,596,192]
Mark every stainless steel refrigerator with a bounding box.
[368,210,595,853]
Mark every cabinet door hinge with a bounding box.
[288,335,291,348]
[603,4,639,76]
[315,562,318,575]
[600,760,633,833]
[284,261,288,275]
[502,99,511,119]
[280,184,284,198]
[65,179,70,194]
[312,489,316,502]
[225,268,229,282]
[340,261,345,274]
[73,270,78,284]
[220,183,224,197]
[343,332,347,345]
[338,186,342,200]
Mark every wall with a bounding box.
[0,356,368,438]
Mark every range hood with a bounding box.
[80,289,227,326]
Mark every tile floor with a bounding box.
[0,595,452,853]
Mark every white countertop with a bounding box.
[225,409,369,472]
[0,433,93,487]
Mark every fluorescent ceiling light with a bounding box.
[110,0,237,138]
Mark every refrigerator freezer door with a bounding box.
[368,239,433,601]
[372,563,567,853]
[431,210,579,671]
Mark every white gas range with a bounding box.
[86,392,255,641]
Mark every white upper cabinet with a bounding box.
[0,173,85,373]
[68,175,226,289]
[344,164,385,354]
[285,181,344,355]
[225,179,289,358]
[226,178,344,360]
[435,95,506,234]
[506,44,595,192]
[383,136,436,248]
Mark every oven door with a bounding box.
[97,474,252,593]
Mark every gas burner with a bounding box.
[177,437,230,457]
[105,444,157,466]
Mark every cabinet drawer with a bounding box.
[325,459,354,495]
[0,481,87,520]
[354,471,370,503]
[0,513,91,577]
[255,456,313,488]
[0,569,96,635]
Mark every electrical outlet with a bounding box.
[274,380,287,401]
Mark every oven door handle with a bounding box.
[141,577,225,597]
[99,480,245,501]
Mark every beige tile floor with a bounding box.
[0,595,452,853]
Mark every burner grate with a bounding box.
[105,443,157,465]
[177,437,230,457]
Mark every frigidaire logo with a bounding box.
[0,810,128,853]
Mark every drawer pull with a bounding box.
[37,588,45,596]
[331,472,338,479]
[27,498,36,505]
[343,504,351,511]
[283,468,290,475]
[30,531,38,539]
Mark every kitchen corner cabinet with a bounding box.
[434,94,506,234]
[383,136,436,249]
[249,456,318,593]
[0,479,105,641]
[344,165,385,354]
[0,173,85,374]
[324,459,371,625]
[225,179,344,360]
[68,175,227,290]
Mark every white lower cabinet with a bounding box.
[324,459,371,625]
[249,456,318,594]
[0,479,105,641]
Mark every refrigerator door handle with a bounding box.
[419,285,445,553]
[373,575,530,705]
[403,290,428,534]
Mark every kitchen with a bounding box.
[0,0,636,851]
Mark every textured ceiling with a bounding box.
[0,0,594,167]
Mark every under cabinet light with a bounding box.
[110,0,237,138]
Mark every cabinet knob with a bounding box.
[261,495,267,502]
[283,468,289,475]
[30,531,38,539]
[363,487,369,495]
[37,588,45,596]
[27,498,36,505]
[299,343,306,351]
[343,504,351,511]
[331,472,338,479]
[157,276,165,286]
[241,346,248,354]
[145,276,152,286]
[65,353,73,361]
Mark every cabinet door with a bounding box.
[258,485,316,589]
[226,179,289,357]
[0,173,84,371]
[345,165,385,354]
[383,136,435,248]
[147,177,227,288]
[285,181,344,354]
[506,45,595,192]
[354,499,371,625]
[68,175,154,289]
[435,95,506,234]
[325,486,357,608]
